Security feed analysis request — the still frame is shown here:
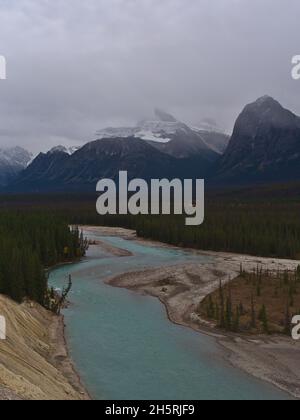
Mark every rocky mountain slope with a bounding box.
[212,96,300,185]
[8,136,216,192]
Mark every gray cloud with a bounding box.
[0,0,299,152]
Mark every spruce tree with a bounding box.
[251,295,256,329]
[259,305,269,334]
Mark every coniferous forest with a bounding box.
[0,211,86,305]
[2,186,300,261]
[1,184,300,308]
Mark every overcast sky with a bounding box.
[0,0,299,153]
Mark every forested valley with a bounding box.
[1,184,300,308]
[51,190,300,260]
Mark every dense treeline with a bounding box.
[1,189,300,260]
[0,211,86,305]
[134,203,300,259]
[67,201,300,260]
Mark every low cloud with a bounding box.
[0,0,299,152]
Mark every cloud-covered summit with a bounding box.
[0,0,299,152]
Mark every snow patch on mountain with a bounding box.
[134,130,171,143]
[96,125,174,143]
[49,145,81,155]
[96,110,190,144]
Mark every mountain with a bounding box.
[9,146,71,191]
[49,145,81,155]
[6,98,300,193]
[147,128,218,161]
[96,109,186,144]
[213,96,300,185]
[96,109,228,161]
[59,137,179,186]
[193,119,230,154]
[194,130,230,155]
[8,137,212,193]
[0,147,32,187]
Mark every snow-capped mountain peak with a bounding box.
[96,110,189,144]
[95,110,229,156]
[49,145,81,155]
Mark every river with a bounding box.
[49,229,289,400]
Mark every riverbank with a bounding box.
[0,294,89,400]
[84,226,300,399]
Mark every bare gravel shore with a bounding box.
[86,225,300,399]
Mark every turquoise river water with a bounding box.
[49,231,289,400]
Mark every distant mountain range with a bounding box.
[4,110,228,192]
[3,97,300,193]
[7,137,217,192]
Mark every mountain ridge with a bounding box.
[8,137,213,192]
[5,97,300,193]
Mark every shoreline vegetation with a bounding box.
[0,212,90,400]
[83,226,300,400]
[199,266,300,335]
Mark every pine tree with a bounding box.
[233,306,240,332]
[225,295,233,330]
[239,302,245,316]
[219,280,225,328]
[207,295,215,319]
[251,295,256,329]
[256,283,261,297]
[259,305,269,334]
[284,301,291,335]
